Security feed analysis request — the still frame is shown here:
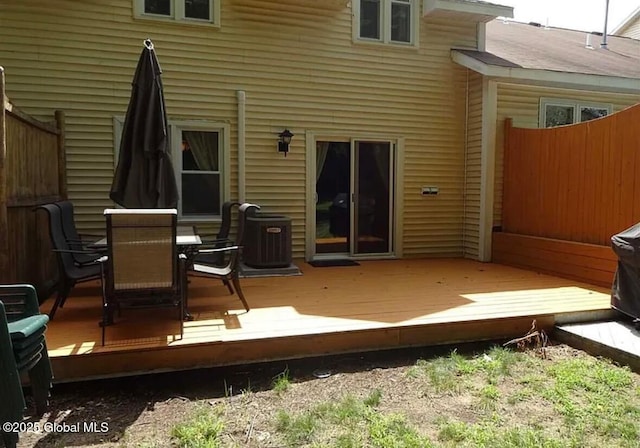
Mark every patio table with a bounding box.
[91,225,202,248]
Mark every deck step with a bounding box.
[555,318,640,371]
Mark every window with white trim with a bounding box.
[113,118,230,219]
[173,123,229,219]
[539,98,612,128]
[134,0,219,25]
[355,0,416,45]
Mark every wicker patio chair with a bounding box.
[37,203,101,319]
[100,209,186,345]
[0,284,53,448]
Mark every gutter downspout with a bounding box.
[462,69,470,258]
[237,90,246,202]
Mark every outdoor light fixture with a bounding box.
[278,129,294,156]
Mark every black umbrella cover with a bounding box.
[110,40,179,208]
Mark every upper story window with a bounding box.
[540,98,611,128]
[135,0,220,26]
[355,0,416,46]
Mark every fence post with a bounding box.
[55,110,67,200]
[0,67,8,278]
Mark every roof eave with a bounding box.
[612,7,640,35]
[424,0,514,23]
[451,49,640,94]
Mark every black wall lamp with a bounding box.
[278,129,294,157]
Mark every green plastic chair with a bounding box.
[0,284,53,448]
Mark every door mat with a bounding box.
[308,259,360,267]
[239,262,302,278]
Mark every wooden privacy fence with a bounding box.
[494,103,640,287]
[0,67,66,295]
[502,103,640,245]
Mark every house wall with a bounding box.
[463,71,483,259]
[492,82,640,228]
[618,15,640,39]
[0,0,478,259]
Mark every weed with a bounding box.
[276,410,318,446]
[367,412,433,447]
[425,355,465,394]
[171,406,225,448]
[335,432,363,448]
[364,388,383,407]
[477,384,500,412]
[272,367,291,394]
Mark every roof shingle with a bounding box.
[484,20,640,79]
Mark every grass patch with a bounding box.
[274,390,433,447]
[405,347,640,447]
[166,346,640,448]
[437,418,578,448]
[542,357,640,445]
[408,346,527,394]
[171,406,225,448]
[272,367,291,394]
[276,410,319,446]
[477,384,500,412]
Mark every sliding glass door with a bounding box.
[315,139,393,256]
[352,140,392,255]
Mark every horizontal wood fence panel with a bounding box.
[502,103,640,246]
[492,232,616,287]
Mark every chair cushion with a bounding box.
[192,263,231,276]
[8,315,49,340]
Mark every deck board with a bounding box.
[40,259,612,381]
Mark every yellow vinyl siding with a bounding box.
[0,0,477,258]
[463,71,483,260]
[493,83,640,228]
[618,16,640,39]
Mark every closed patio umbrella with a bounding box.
[110,39,178,208]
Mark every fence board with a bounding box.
[502,103,640,246]
[0,68,63,295]
[493,233,616,287]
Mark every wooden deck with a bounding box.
[41,258,613,382]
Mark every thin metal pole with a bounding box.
[601,0,610,49]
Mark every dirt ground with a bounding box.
[14,342,617,447]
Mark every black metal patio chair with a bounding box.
[188,203,259,313]
[55,200,103,266]
[193,201,240,267]
[0,284,53,448]
[37,204,101,319]
[100,209,186,345]
[191,245,249,312]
